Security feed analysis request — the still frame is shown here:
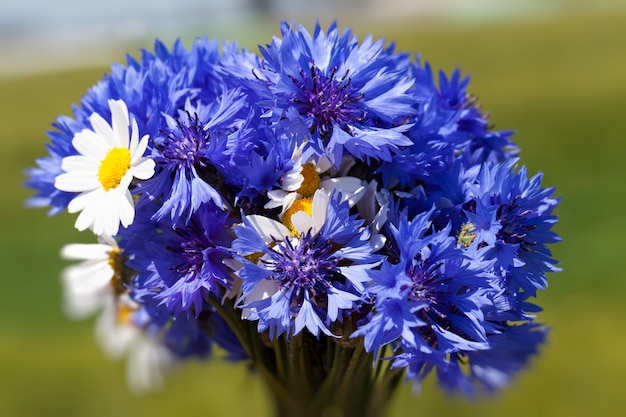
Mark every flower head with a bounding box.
[140,90,248,225]
[54,99,155,236]
[232,191,379,338]
[257,21,416,165]
[124,201,235,319]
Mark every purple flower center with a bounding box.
[291,66,366,138]
[264,234,341,303]
[156,112,208,169]
[495,196,538,247]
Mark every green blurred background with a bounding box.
[2,1,626,416]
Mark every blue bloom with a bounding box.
[256,21,416,165]
[354,209,496,358]
[352,207,551,393]
[227,123,302,209]
[464,160,561,297]
[232,192,380,338]
[138,89,249,225]
[378,59,518,191]
[124,201,235,319]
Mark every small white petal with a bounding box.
[131,158,155,180]
[90,112,118,148]
[60,155,99,174]
[109,99,130,147]
[55,172,99,193]
[130,133,150,163]
[265,189,289,209]
[67,188,104,213]
[247,215,290,243]
[310,189,329,233]
[291,211,314,235]
[321,177,366,206]
[73,130,111,159]
[117,189,136,228]
[60,243,111,260]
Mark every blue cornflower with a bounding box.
[232,191,380,338]
[379,60,518,191]
[410,59,519,162]
[139,90,249,224]
[124,201,235,319]
[354,209,495,357]
[464,160,561,297]
[256,21,416,165]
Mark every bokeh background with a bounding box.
[2,0,625,416]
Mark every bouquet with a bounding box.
[26,21,560,417]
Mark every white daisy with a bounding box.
[95,294,175,395]
[60,234,125,319]
[55,99,155,236]
[266,151,365,217]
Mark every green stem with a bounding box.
[208,298,300,415]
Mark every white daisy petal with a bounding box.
[310,189,329,233]
[128,119,141,156]
[73,130,111,159]
[265,189,289,210]
[131,158,156,180]
[60,155,99,174]
[90,111,117,148]
[291,211,314,235]
[117,189,136,228]
[55,172,99,193]
[320,177,366,206]
[247,215,290,242]
[61,243,112,260]
[109,99,130,147]
[130,133,150,163]
[67,188,103,213]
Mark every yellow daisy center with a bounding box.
[297,163,321,197]
[108,247,131,295]
[98,147,131,191]
[282,198,313,235]
[116,304,134,324]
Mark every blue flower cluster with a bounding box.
[27,21,560,395]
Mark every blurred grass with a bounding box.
[2,7,626,417]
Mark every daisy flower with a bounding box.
[54,99,155,237]
[94,294,176,394]
[265,146,366,222]
[60,234,129,318]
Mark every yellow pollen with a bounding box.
[282,198,313,235]
[297,163,321,197]
[457,222,477,248]
[98,147,131,191]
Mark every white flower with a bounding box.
[60,235,121,319]
[95,295,175,395]
[55,99,155,236]
[61,235,174,393]
[265,149,365,217]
